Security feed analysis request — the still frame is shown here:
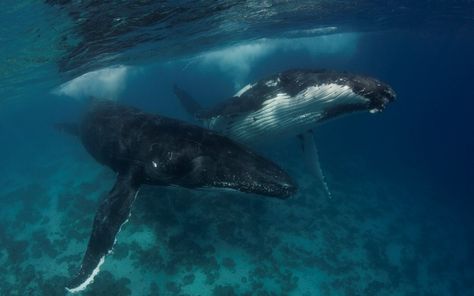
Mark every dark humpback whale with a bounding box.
[58,101,295,292]
[173,69,396,198]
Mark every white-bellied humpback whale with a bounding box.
[57,101,296,292]
[173,69,396,198]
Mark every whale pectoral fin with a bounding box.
[300,131,332,199]
[66,171,140,293]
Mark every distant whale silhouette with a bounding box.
[174,69,396,198]
[57,101,296,292]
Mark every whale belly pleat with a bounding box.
[209,84,367,145]
[215,95,323,144]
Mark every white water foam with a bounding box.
[53,65,133,100]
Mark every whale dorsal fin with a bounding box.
[66,167,141,292]
[300,131,332,199]
[172,84,205,121]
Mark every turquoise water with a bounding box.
[0,1,473,295]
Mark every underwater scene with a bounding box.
[0,1,473,295]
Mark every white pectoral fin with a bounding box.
[301,131,332,199]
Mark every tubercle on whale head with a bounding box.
[211,168,297,199]
[345,74,396,114]
[207,147,297,199]
[367,83,396,113]
[142,136,297,199]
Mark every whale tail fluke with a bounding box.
[172,84,204,121]
[54,122,80,136]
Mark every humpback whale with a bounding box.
[173,69,396,198]
[58,101,295,292]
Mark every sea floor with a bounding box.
[0,144,472,296]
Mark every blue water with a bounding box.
[1,1,473,295]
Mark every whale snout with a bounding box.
[249,169,297,198]
[383,85,397,104]
[387,86,397,101]
[273,180,297,198]
[367,83,396,113]
[278,180,297,196]
[208,148,297,199]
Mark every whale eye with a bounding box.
[149,153,193,180]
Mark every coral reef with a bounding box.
[212,285,237,296]
[182,274,195,286]
[0,147,472,296]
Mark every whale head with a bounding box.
[143,127,296,198]
[272,69,396,121]
[344,74,396,114]
[207,148,297,198]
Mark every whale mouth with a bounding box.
[369,107,383,113]
[369,94,394,114]
[205,151,297,199]
[211,169,297,199]
[369,102,389,113]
